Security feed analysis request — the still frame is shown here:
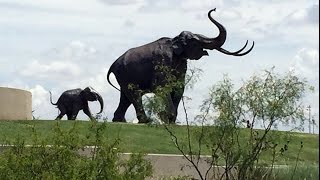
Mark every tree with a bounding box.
[145,67,312,180]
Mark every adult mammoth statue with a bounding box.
[107,8,254,124]
[50,87,104,121]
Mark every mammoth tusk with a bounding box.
[217,41,254,56]
[230,40,248,54]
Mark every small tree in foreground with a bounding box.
[146,67,313,180]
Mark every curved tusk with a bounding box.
[218,41,254,56]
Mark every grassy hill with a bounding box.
[0,120,318,165]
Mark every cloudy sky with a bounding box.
[0,0,318,133]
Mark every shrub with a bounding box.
[144,67,315,180]
[0,121,153,180]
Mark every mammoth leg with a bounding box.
[125,89,150,123]
[113,91,131,122]
[158,94,176,124]
[132,95,150,123]
[66,110,78,120]
[170,88,185,123]
[55,106,66,120]
[72,112,79,120]
[56,113,65,120]
[83,106,95,121]
[66,113,73,120]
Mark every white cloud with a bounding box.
[308,4,319,23]
[289,48,319,132]
[286,4,319,25]
[18,40,103,84]
[138,0,224,13]
[0,0,104,14]
[290,48,319,81]
[123,19,135,28]
[138,0,180,12]
[220,9,242,20]
[28,84,57,119]
[99,0,142,5]
[29,85,48,107]
[180,0,223,11]
[54,40,98,61]
[19,60,83,80]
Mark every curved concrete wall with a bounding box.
[0,87,32,120]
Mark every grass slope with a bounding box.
[0,120,318,165]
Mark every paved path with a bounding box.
[79,148,218,179]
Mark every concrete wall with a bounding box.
[0,87,32,120]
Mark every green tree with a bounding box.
[145,67,313,180]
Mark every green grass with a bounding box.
[0,120,318,165]
[270,163,319,180]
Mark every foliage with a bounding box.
[0,121,153,180]
[142,64,203,124]
[270,163,319,180]
[199,68,309,179]
[144,66,315,180]
[159,175,194,180]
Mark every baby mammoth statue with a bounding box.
[49,87,104,121]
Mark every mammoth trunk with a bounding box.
[196,8,227,50]
[96,93,104,114]
[202,9,254,55]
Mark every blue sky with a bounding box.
[0,0,318,133]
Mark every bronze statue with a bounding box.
[107,8,254,124]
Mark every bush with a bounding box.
[144,67,316,180]
[0,121,153,180]
[271,163,319,180]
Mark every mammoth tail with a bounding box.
[107,64,120,91]
[49,91,58,105]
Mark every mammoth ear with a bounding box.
[173,32,188,55]
[172,41,184,55]
[80,87,91,97]
[83,87,91,92]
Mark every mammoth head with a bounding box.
[172,8,254,60]
[81,87,104,114]
[173,31,211,60]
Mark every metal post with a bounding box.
[306,105,311,134]
[312,117,315,134]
